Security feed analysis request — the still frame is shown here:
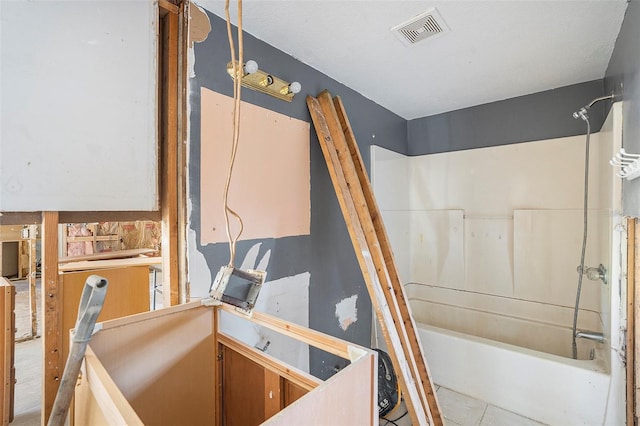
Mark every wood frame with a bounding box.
[159,0,181,307]
[631,217,638,425]
[28,225,38,339]
[307,91,442,425]
[41,211,60,424]
[1,278,16,425]
[75,302,378,425]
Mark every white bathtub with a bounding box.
[404,283,615,424]
[418,323,611,425]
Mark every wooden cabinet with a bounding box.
[75,302,377,425]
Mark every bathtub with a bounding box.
[406,283,614,425]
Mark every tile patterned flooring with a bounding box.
[381,386,546,426]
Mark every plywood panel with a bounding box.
[409,134,602,215]
[88,303,216,425]
[465,217,513,296]
[514,210,601,311]
[263,352,376,426]
[60,266,150,370]
[370,145,411,211]
[200,88,310,244]
[410,210,464,287]
[378,211,411,284]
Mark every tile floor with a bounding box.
[381,386,546,426]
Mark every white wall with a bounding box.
[372,125,618,330]
[0,0,158,211]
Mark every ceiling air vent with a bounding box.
[391,8,449,47]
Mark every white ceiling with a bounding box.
[197,1,628,120]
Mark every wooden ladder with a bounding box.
[307,91,443,425]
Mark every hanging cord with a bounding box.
[223,0,244,267]
[572,117,591,359]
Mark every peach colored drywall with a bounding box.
[200,88,310,244]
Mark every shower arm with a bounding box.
[585,94,615,109]
[572,94,615,121]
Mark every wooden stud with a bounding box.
[331,94,443,424]
[632,217,639,426]
[41,211,60,425]
[160,9,180,307]
[306,95,429,426]
[1,277,16,425]
[317,92,431,417]
[28,225,38,339]
[177,2,189,303]
[628,218,635,426]
[158,0,179,16]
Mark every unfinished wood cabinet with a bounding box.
[59,266,150,368]
[74,302,378,425]
[1,278,15,425]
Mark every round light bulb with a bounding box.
[244,60,259,74]
[289,81,302,94]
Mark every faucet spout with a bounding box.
[575,331,605,343]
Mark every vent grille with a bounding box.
[391,8,449,47]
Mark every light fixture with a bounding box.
[226,59,302,102]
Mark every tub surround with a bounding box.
[372,103,626,424]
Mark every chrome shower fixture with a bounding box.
[572,94,616,121]
[572,107,589,122]
[576,264,607,285]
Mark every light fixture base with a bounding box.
[227,61,298,102]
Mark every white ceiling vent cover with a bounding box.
[391,8,449,47]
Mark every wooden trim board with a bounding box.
[58,256,161,272]
[630,217,638,425]
[307,91,443,425]
[1,278,16,425]
[41,211,60,424]
[59,248,158,263]
[331,94,442,423]
[220,304,356,360]
[28,225,37,338]
[160,7,180,307]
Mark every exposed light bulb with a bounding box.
[244,60,259,74]
[289,81,302,94]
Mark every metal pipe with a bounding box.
[586,94,615,108]
[575,331,605,343]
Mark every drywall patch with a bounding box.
[335,295,358,331]
[190,3,211,46]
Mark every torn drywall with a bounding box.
[218,242,311,372]
[335,295,358,331]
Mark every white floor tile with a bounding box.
[480,405,545,426]
[436,387,487,426]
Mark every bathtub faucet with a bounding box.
[575,331,605,343]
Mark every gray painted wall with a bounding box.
[407,80,606,155]
[189,11,407,379]
[605,0,640,217]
